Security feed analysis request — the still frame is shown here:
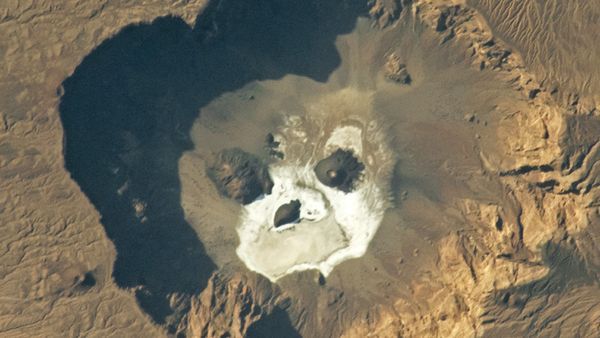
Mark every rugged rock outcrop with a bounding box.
[208,148,274,204]
[368,0,411,28]
[385,53,411,84]
[185,272,297,338]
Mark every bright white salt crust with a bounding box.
[236,125,389,282]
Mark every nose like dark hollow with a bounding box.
[274,199,302,228]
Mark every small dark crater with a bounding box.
[274,199,302,228]
[314,148,364,192]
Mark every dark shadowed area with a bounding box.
[59,0,366,332]
[247,306,302,338]
[481,239,599,337]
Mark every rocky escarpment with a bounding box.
[468,0,600,113]
[342,0,600,337]
[185,272,298,338]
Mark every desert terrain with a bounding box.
[1,0,599,337]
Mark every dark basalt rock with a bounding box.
[274,200,302,228]
[265,132,284,159]
[208,148,273,205]
[314,148,364,192]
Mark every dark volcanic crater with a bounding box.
[314,148,365,192]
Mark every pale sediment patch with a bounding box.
[236,101,395,281]
[325,125,364,156]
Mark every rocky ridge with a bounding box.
[341,0,600,337]
[185,272,292,338]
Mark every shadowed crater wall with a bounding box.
[482,240,598,336]
[59,0,366,331]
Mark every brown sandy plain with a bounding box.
[1,0,599,337]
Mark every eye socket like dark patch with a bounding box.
[208,148,274,204]
[314,148,365,192]
[274,199,302,228]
